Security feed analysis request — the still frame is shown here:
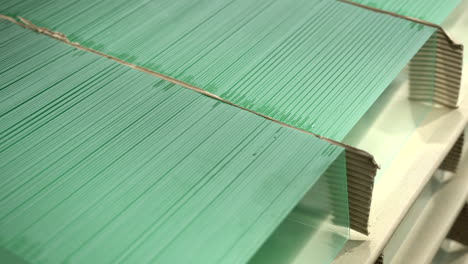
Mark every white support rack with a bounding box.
[389,136,468,263]
[333,88,468,264]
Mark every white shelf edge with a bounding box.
[391,140,468,263]
[332,95,468,264]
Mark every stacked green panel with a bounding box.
[0,0,437,141]
[348,0,462,24]
[0,20,349,264]
[251,152,349,263]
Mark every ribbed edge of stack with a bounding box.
[447,204,468,245]
[316,136,377,235]
[440,131,465,172]
[344,146,377,235]
[409,30,463,108]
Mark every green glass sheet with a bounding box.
[348,0,462,24]
[0,0,437,142]
[251,152,349,264]
[0,20,349,264]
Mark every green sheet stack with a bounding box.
[0,20,349,264]
[0,0,436,141]
[0,0,463,262]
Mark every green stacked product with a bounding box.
[4,0,463,181]
[0,0,463,262]
[0,0,437,142]
[0,20,349,264]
